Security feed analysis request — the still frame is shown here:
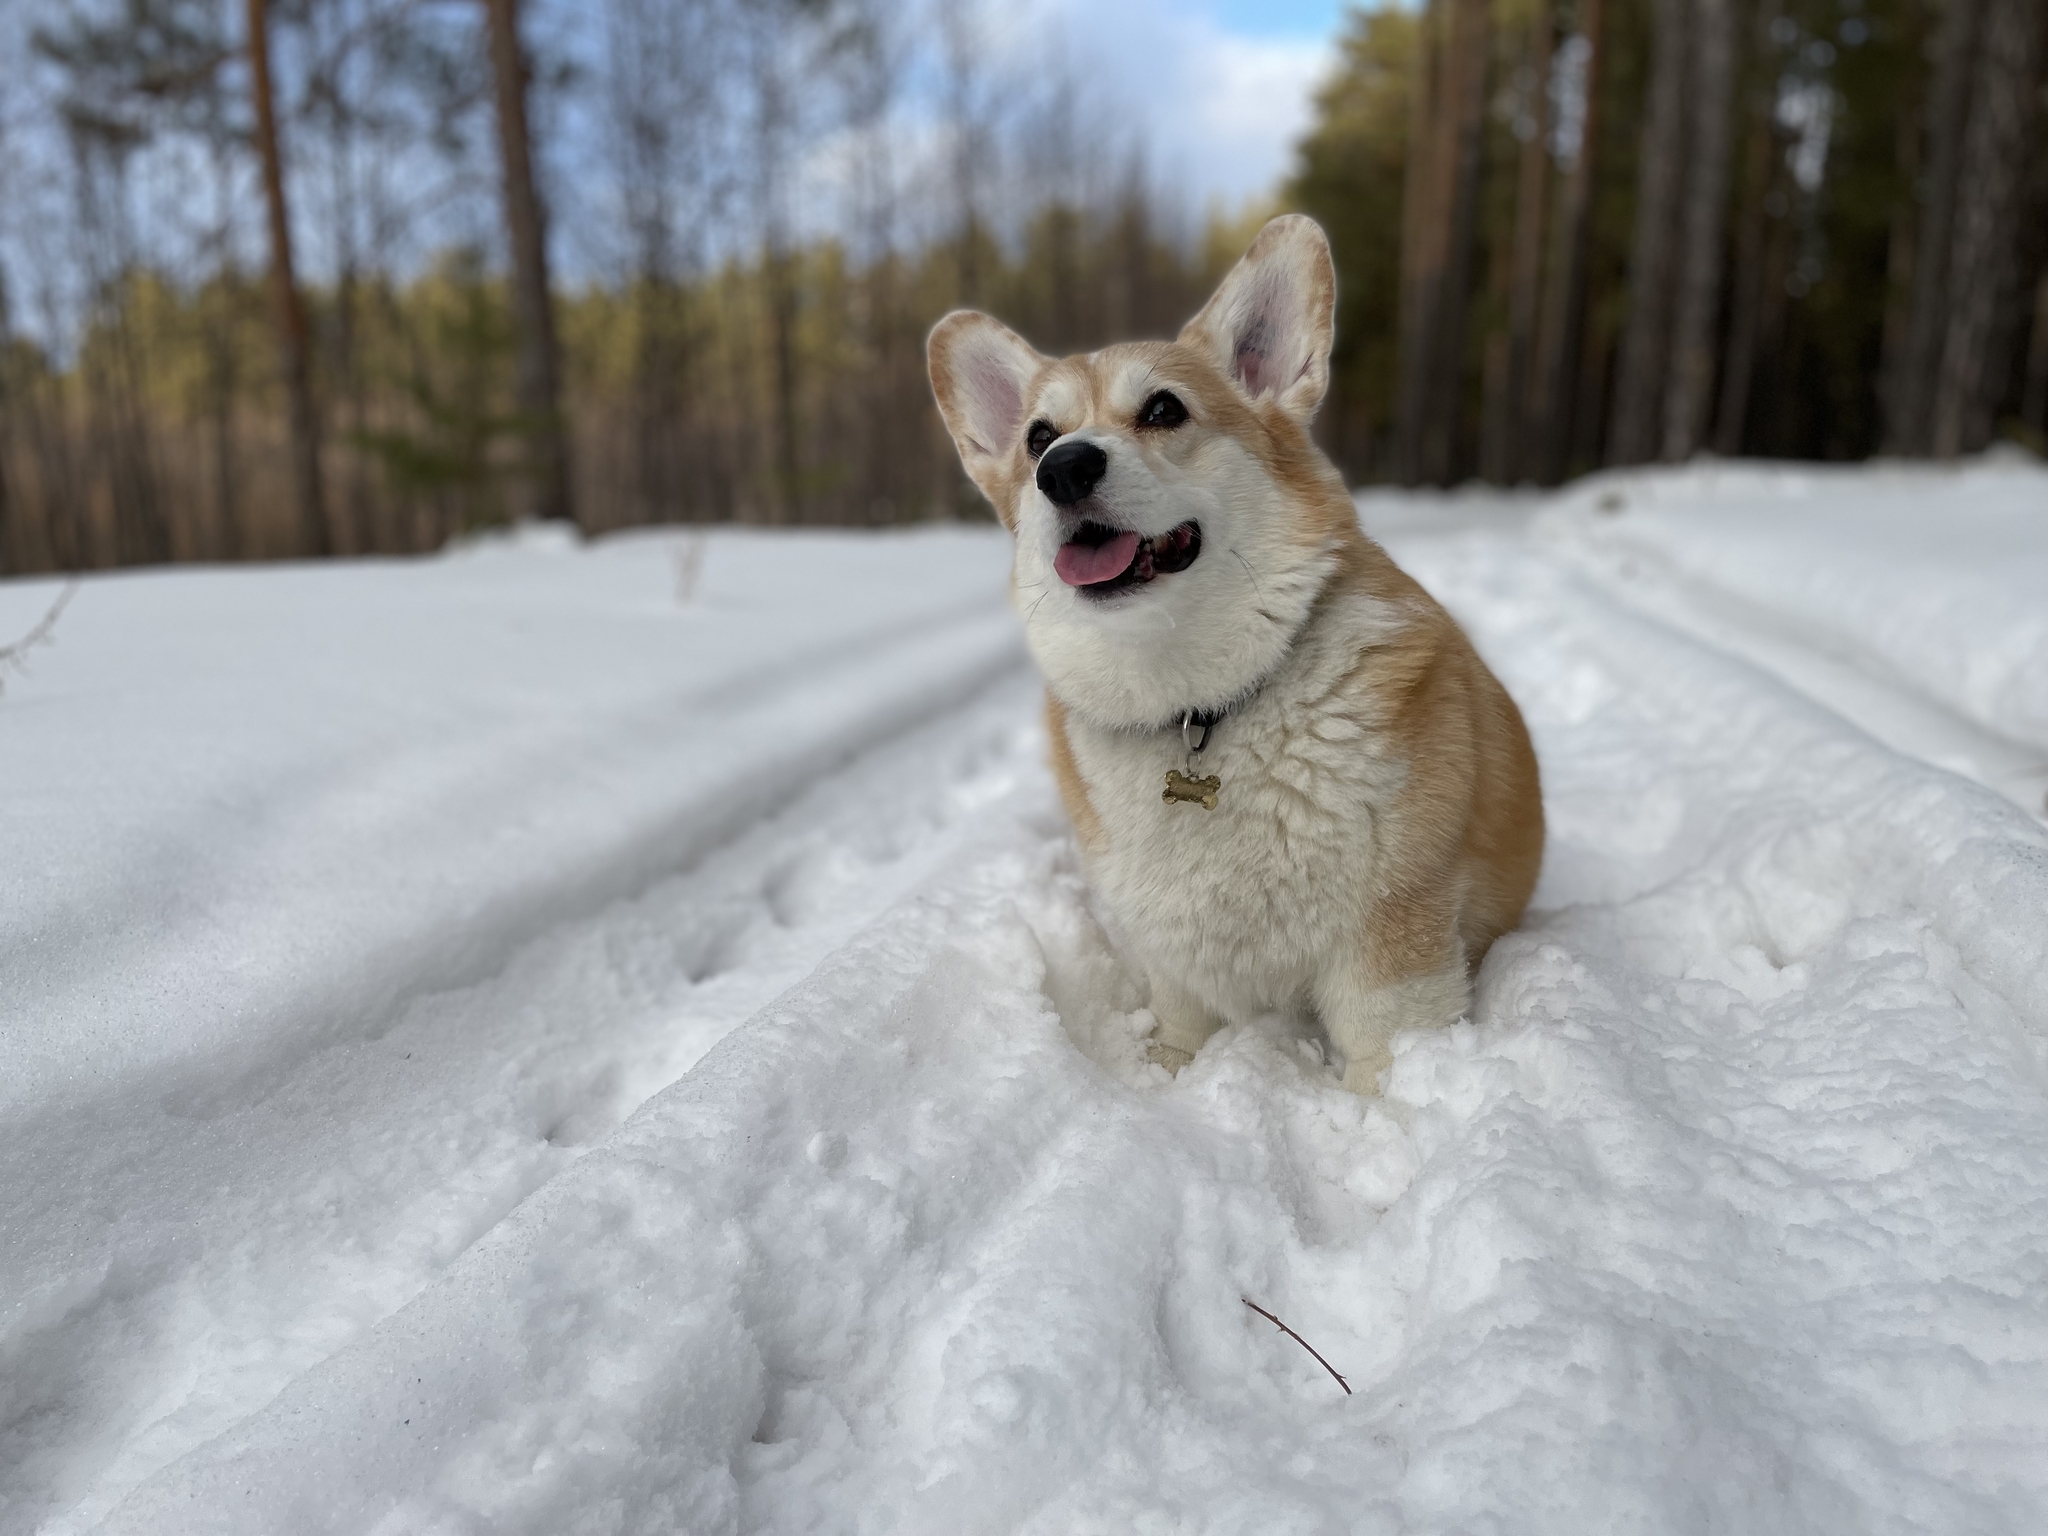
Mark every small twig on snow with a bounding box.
[1242,1296,1351,1395]
[0,580,78,699]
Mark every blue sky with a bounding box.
[1196,1,1352,38]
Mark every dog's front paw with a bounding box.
[1145,1038,1196,1075]
[1143,977,1225,1075]
[1340,1048,1391,1097]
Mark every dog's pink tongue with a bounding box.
[1055,530,1140,587]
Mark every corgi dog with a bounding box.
[928,215,1543,1093]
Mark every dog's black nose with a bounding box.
[1036,440,1108,506]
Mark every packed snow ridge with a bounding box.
[3,459,2045,1535]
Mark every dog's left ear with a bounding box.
[1179,214,1335,422]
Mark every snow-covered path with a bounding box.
[4,462,2045,1534]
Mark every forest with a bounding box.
[0,0,2042,574]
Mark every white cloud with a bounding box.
[1044,0,1335,212]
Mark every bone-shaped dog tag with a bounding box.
[1163,769,1221,809]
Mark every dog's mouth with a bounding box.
[1053,520,1202,595]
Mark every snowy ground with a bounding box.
[3,459,2045,1535]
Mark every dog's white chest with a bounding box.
[1067,675,1403,1018]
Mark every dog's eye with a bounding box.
[1138,390,1188,430]
[1025,420,1057,458]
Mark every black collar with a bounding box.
[1178,706,1226,754]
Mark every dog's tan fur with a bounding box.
[930,215,1542,1091]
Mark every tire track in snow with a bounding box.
[1,600,1026,1129]
[1542,525,2048,817]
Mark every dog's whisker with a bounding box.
[1230,548,1269,607]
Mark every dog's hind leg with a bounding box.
[1144,972,1228,1074]
[1318,899,1470,1095]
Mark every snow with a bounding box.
[1510,455,2048,808]
[0,525,1019,1125]
[4,461,2046,1534]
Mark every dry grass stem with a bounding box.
[1242,1296,1352,1396]
[0,581,80,699]
[675,535,708,604]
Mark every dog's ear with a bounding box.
[1179,214,1335,422]
[928,311,1046,510]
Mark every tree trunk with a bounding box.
[1395,0,1491,485]
[326,56,371,555]
[246,0,328,556]
[1393,0,1448,484]
[1748,160,1796,455]
[767,242,801,520]
[1426,0,1491,484]
[1661,0,1738,460]
[14,272,81,569]
[1872,59,1922,456]
[0,261,31,574]
[1714,72,1785,457]
[90,299,166,566]
[204,137,242,560]
[1479,324,1511,481]
[1931,0,2045,455]
[206,280,240,559]
[1607,0,1690,465]
[1884,0,1984,453]
[0,299,13,575]
[1532,0,1606,484]
[70,141,169,567]
[485,0,575,525]
[1501,0,1555,483]
[2022,265,2048,438]
[940,0,987,307]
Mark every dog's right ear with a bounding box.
[928,311,1046,513]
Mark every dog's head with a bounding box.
[929,214,1357,731]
